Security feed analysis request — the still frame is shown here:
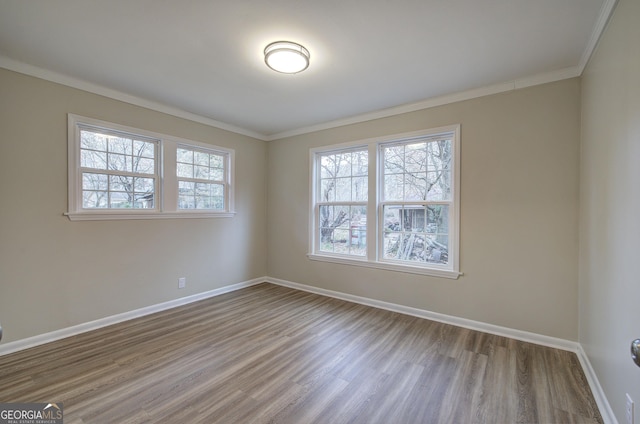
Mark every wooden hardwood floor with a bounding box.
[0,283,602,423]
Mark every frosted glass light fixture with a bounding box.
[264,41,310,74]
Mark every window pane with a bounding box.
[383,205,402,233]
[135,157,155,174]
[178,181,195,196]
[195,182,210,196]
[177,148,193,164]
[349,205,367,256]
[195,165,210,180]
[335,153,352,178]
[382,204,449,265]
[177,181,224,210]
[134,192,154,208]
[179,195,195,209]
[319,205,366,256]
[426,171,450,201]
[427,139,452,172]
[405,142,426,173]
[194,151,209,166]
[177,147,227,189]
[427,205,449,234]
[383,232,402,259]
[134,140,155,158]
[405,173,427,201]
[109,175,133,192]
[319,205,336,252]
[177,163,193,178]
[80,130,107,151]
[335,177,351,201]
[81,150,107,170]
[402,205,427,231]
[195,195,209,209]
[320,179,335,202]
[384,174,404,201]
[108,137,132,155]
[109,192,130,208]
[210,154,224,168]
[352,176,367,201]
[211,168,224,181]
[82,173,108,190]
[425,235,448,264]
[82,191,108,208]
[384,233,428,261]
[352,151,368,176]
[320,154,336,179]
[108,153,128,172]
[211,184,224,196]
[383,139,452,203]
[384,145,404,174]
[134,177,154,193]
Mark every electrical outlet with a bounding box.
[626,393,634,424]
[178,277,186,289]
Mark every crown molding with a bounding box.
[578,0,619,74]
[267,66,580,141]
[0,55,268,141]
[2,0,617,148]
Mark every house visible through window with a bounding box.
[381,136,453,265]
[310,125,460,279]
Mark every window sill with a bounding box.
[65,211,236,221]
[307,253,462,279]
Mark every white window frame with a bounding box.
[313,146,369,257]
[66,114,235,220]
[309,125,461,279]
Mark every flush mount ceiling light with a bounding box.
[264,41,310,74]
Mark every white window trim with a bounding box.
[66,114,235,221]
[308,125,462,279]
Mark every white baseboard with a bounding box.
[0,277,265,357]
[265,276,617,424]
[576,344,619,424]
[266,276,578,351]
[0,275,615,423]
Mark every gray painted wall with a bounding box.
[580,0,640,421]
[267,79,581,341]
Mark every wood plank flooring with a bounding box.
[0,283,602,423]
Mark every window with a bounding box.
[67,114,234,220]
[177,146,227,210]
[317,148,368,256]
[79,126,158,210]
[310,126,460,279]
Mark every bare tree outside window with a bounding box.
[176,147,226,210]
[80,129,156,209]
[317,149,368,256]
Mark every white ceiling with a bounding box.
[0,0,614,140]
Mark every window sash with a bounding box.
[314,147,369,258]
[76,125,160,211]
[176,145,229,211]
